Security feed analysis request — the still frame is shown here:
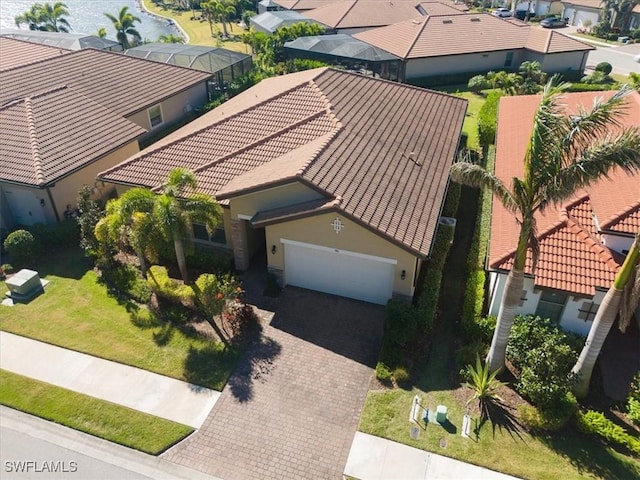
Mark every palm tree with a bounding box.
[451,80,640,373]
[15,4,45,30]
[153,168,222,284]
[571,232,639,398]
[201,0,217,36]
[213,0,236,37]
[94,188,157,277]
[39,2,71,32]
[96,27,107,38]
[104,6,142,49]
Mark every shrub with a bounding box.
[580,71,615,85]
[468,74,489,93]
[29,220,80,252]
[147,265,195,306]
[186,248,234,273]
[1,264,14,274]
[518,393,577,432]
[194,272,242,319]
[628,372,640,425]
[4,230,35,265]
[224,303,259,341]
[393,366,411,386]
[477,91,503,149]
[376,362,393,383]
[595,62,613,75]
[100,263,152,303]
[465,355,507,419]
[76,185,105,258]
[577,410,640,456]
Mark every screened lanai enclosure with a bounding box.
[0,28,121,51]
[124,43,253,88]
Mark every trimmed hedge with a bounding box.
[566,83,618,92]
[478,92,503,149]
[577,410,640,456]
[147,265,195,306]
[518,393,577,432]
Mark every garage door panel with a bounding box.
[284,241,394,305]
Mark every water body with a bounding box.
[0,0,177,42]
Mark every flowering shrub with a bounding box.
[194,273,242,319]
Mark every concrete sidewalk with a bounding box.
[344,432,520,480]
[0,331,219,428]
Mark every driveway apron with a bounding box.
[162,288,384,480]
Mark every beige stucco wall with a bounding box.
[52,141,141,220]
[405,51,526,79]
[228,182,324,220]
[264,212,419,298]
[125,83,209,134]
[525,51,589,73]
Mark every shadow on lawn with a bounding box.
[28,247,92,281]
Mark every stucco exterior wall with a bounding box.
[562,6,600,27]
[405,50,526,79]
[0,183,54,226]
[228,182,325,220]
[125,83,209,134]
[265,212,419,298]
[525,51,589,73]
[601,233,635,255]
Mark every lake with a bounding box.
[0,0,177,42]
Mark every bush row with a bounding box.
[478,92,503,149]
[577,410,640,456]
[3,221,80,267]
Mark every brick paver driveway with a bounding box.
[162,287,384,480]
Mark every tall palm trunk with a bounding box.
[137,250,148,278]
[571,236,639,398]
[174,237,189,284]
[487,268,524,372]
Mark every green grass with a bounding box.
[0,248,239,391]
[436,85,489,151]
[359,186,640,480]
[0,370,193,455]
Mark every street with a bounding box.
[586,43,640,76]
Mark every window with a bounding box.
[578,301,600,322]
[535,290,567,324]
[504,52,514,68]
[148,105,163,128]
[193,223,226,245]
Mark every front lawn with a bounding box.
[0,247,238,391]
[0,370,193,455]
[435,85,489,151]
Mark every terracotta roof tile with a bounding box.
[0,37,70,71]
[0,86,145,186]
[490,90,640,294]
[101,68,467,257]
[354,13,591,58]
[0,48,211,117]
[252,197,341,226]
[303,0,424,29]
[274,0,337,10]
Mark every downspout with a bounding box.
[46,186,61,222]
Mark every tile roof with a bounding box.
[100,68,467,257]
[562,0,602,8]
[354,13,592,58]
[302,0,424,29]
[0,48,212,117]
[0,86,146,186]
[0,37,70,71]
[274,0,337,10]
[490,90,640,295]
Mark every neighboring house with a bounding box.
[0,39,212,228]
[272,0,337,12]
[561,0,602,27]
[487,90,640,336]
[250,10,326,34]
[124,43,252,88]
[514,0,564,17]
[301,0,465,35]
[258,0,283,13]
[98,68,467,305]
[0,37,69,71]
[354,13,593,81]
[0,28,122,51]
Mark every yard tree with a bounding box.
[571,232,640,398]
[153,168,222,284]
[94,187,157,277]
[104,6,142,49]
[15,2,71,32]
[214,0,236,37]
[451,80,640,373]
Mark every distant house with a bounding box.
[0,40,211,228]
[561,0,602,27]
[98,68,467,305]
[486,90,640,336]
[250,10,326,34]
[271,0,337,12]
[0,28,122,51]
[354,13,593,81]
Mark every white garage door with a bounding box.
[283,239,395,305]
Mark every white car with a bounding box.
[492,8,513,17]
[634,54,640,63]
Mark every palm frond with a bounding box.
[450,162,517,213]
[619,232,640,333]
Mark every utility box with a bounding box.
[6,269,43,299]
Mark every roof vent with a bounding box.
[404,152,423,166]
[470,17,480,22]
[439,217,457,227]
[443,19,453,24]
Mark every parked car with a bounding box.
[540,17,567,28]
[492,8,513,18]
[634,54,640,63]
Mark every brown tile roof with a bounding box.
[354,13,592,58]
[100,68,467,256]
[251,197,341,226]
[0,48,212,117]
[562,0,602,9]
[303,0,424,29]
[490,90,640,295]
[419,0,469,14]
[274,0,337,10]
[0,86,145,186]
[0,37,70,71]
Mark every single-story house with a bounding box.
[353,13,593,81]
[301,0,466,35]
[124,43,253,88]
[0,28,122,51]
[0,39,212,228]
[487,90,640,336]
[98,68,467,305]
[561,0,602,27]
[514,0,564,17]
[249,10,326,34]
[0,37,69,71]
[258,0,283,13]
[271,0,337,12]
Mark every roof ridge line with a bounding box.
[0,40,74,74]
[403,16,429,60]
[181,109,331,181]
[24,97,47,186]
[544,30,553,52]
[600,200,640,230]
